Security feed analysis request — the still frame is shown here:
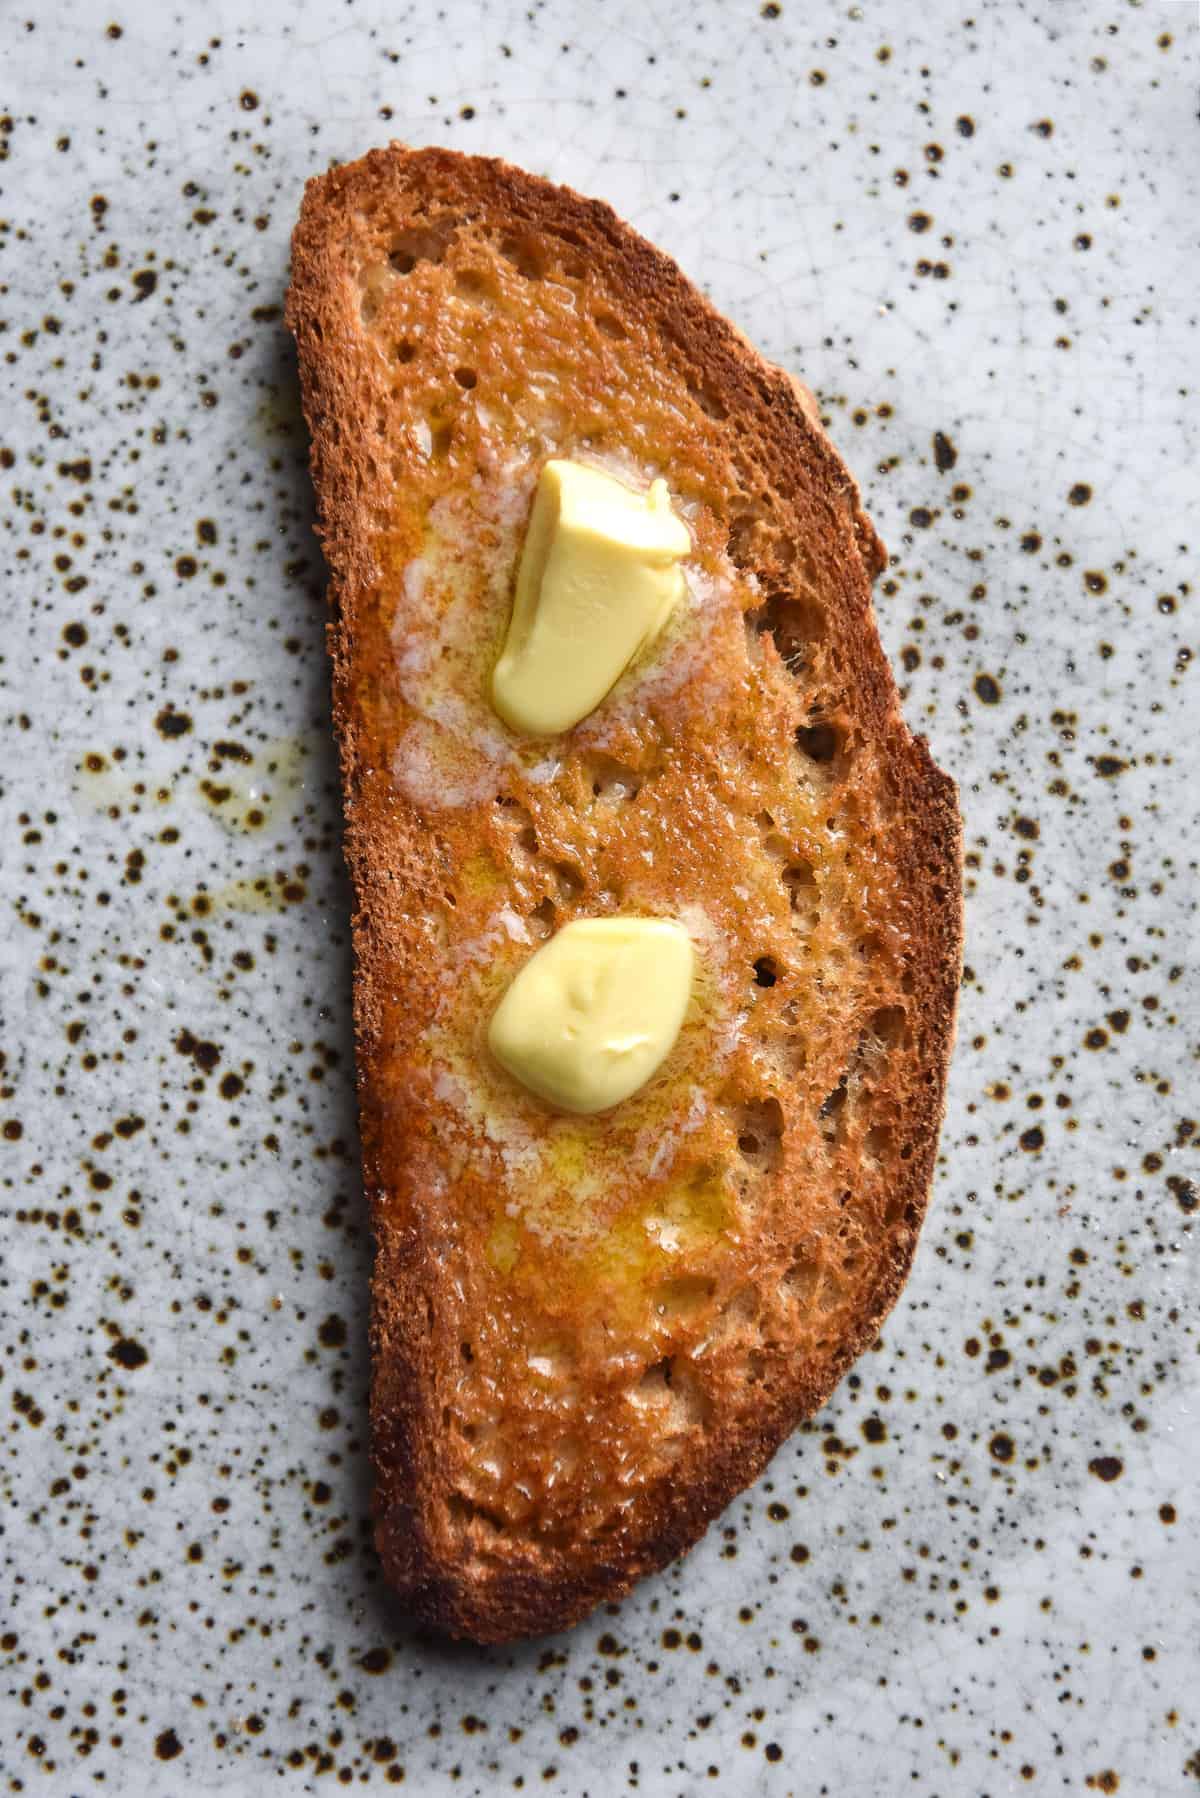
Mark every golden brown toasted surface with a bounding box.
[286,143,963,1644]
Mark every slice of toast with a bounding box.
[286,144,962,1644]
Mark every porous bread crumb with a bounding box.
[286,143,962,1643]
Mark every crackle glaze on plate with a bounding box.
[1,1,1196,1793]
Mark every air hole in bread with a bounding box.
[735,1097,784,1172]
[430,423,453,459]
[389,221,456,272]
[783,1247,821,1305]
[899,1140,914,1162]
[516,825,539,854]
[817,1270,846,1314]
[550,1436,583,1487]
[688,377,728,421]
[818,1079,848,1146]
[865,1123,893,1158]
[394,338,417,364]
[782,859,817,913]
[446,1493,506,1535]
[726,509,764,571]
[498,233,547,281]
[459,1340,474,1363]
[453,267,498,307]
[585,754,643,803]
[633,1359,673,1410]
[753,955,778,988]
[720,1286,759,1333]
[635,1357,711,1428]
[796,722,840,764]
[669,1360,713,1428]
[554,862,584,901]
[594,309,629,341]
[655,1275,715,1320]
[454,365,478,389]
[870,1006,907,1048]
[530,896,557,937]
[747,591,823,673]
[527,1341,575,1380]
[358,262,396,325]
[884,1190,912,1227]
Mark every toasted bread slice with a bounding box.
[286,145,962,1643]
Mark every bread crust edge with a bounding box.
[285,144,963,1645]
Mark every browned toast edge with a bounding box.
[286,143,963,1643]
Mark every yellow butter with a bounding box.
[491,459,691,736]
[487,917,694,1115]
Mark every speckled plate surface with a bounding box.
[2,2,1196,1792]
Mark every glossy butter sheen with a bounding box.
[487,917,694,1114]
[491,459,691,736]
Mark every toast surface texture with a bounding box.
[286,145,962,1644]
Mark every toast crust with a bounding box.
[286,145,962,1643]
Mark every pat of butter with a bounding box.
[488,917,694,1115]
[491,459,691,736]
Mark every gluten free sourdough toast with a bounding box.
[286,145,962,1643]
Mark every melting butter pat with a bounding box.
[491,459,691,736]
[488,917,694,1115]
